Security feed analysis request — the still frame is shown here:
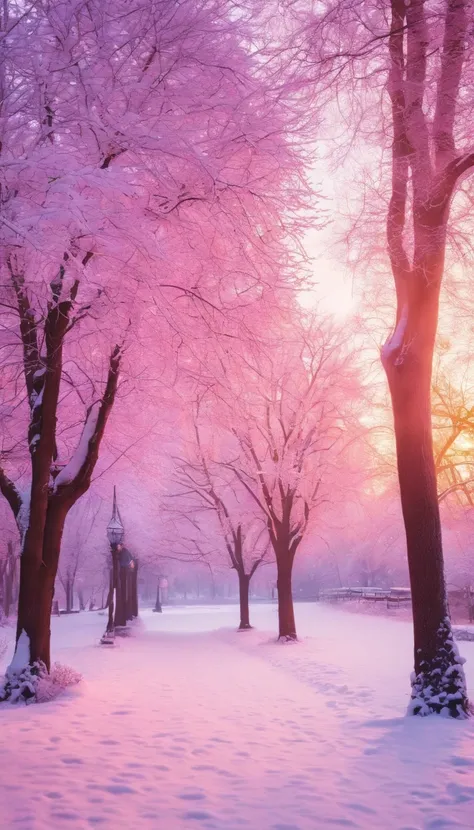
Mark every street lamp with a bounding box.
[153,575,167,613]
[102,487,124,644]
[107,485,124,547]
[107,517,124,546]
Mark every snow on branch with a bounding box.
[53,344,122,500]
[0,466,22,519]
[381,304,409,367]
[54,402,101,490]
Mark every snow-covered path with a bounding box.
[1,603,474,829]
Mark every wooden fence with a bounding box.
[319,587,411,608]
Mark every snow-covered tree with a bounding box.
[0,0,311,688]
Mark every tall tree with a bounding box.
[305,0,474,714]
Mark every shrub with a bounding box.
[1,661,82,704]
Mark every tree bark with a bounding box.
[15,523,47,669]
[106,557,116,633]
[131,562,138,618]
[154,582,162,613]
[276,556,296,640]
[237,572,251,630]
[3,542,15,618]
[16,501,69,671]
[114,565,128,628]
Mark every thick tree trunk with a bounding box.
[15,525,49,670]
[237,572,251,630]
[35,503,69,671]
[384,302,469,717]
[14,502,69,673]
[276,556,296,640]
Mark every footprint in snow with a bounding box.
[178,791,206,801]
[450,755,474,769]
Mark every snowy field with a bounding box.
[1,603,474,830]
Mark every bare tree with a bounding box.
[220,318,352,639]
[169,408,270,629]
[58,492,102,613]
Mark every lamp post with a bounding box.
[102,487,124,643]
[153,578,162,613]
[153,576,167,613]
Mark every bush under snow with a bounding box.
[36,663,82,703]
[0,661,82,704]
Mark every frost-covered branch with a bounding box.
[54,344,122,502]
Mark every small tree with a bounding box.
[170,409,270,629]
[220,317,353,639]
[58,492,102,613]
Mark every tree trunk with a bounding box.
[106,559,116,633]
[78,589,85,612]
[114,565,128,627]
[384,307,469,716]
[238,572,251,630]
[3,571,10,618]
[154,582,162,613]
[65,579,73,613]
[4,544,15,618]
[39,503,70,670]
[15,528,47,671]
[276,556,296,640]
[15,515,59,671]
[131,562,138,618]
[125,570,134,622]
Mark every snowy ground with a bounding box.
[1,603,474,830]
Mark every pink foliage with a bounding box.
[36,663,82,704]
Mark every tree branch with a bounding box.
[434,0,468,169]
[0,466,22,518]
[54,344,122,502]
